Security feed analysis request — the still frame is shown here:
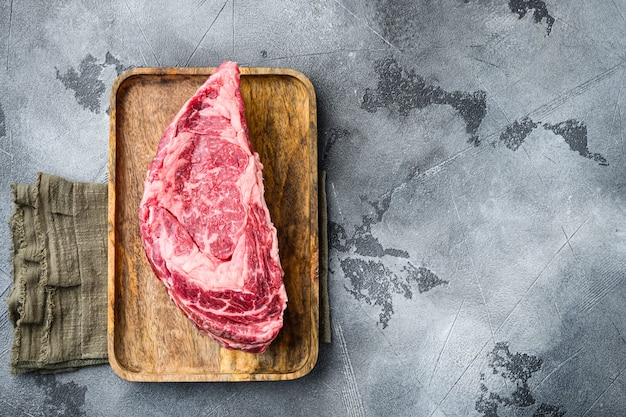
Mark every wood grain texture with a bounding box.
[107,67,318,382]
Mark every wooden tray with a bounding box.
[107,67,319,382]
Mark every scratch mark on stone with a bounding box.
[530,61,625,122]
[124,0,160,66]
[331,0,399,51]
[368,159,419,207]
[429,338,494,417]
[8,126,13,176]
[351,299,412,370]
[561,226,576,258]
[335,322,366,417]
[611,0,626,25]
[0,303,9,331]
[185,0,229,66]
[0,102,5,139]
[452,195,495,340]
[611,69,624,155]
[195,0,210,11]
[93,162,109,184]
[565,215,590,245]
[321,381,341,396]
[531,347,584,392]
[231,0,235,56]
[470,56,501,69]
[477,77,511,125]
[520,144,548,190]
[5,0,13,71]
[553,302,563,323]
[581,363,626,417]
[329,182,346,226]
[0,281,11,297]
[612,320,626,346]
[428,299,466,388]
[418,144,480,181]
[549,14,617,58]
[0,345,9,359]
[496,216,589,334]
[542,153,558,165]
[202,391,241,417]
[579,264,623,314]
[622,72,626,155]
[495,242,565,334]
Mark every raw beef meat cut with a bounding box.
[139,61,287,353]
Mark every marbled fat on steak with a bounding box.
[139,61,287,353]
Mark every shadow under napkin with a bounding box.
[8,173,108,374]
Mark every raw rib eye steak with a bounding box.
[139,61,287,353]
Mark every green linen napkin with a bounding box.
[7,171,330,374]
[7,173,108,374]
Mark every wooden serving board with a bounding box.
[107,67,319,382]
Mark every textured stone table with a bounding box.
[1,1,625,415]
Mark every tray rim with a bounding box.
[107,66,319,382]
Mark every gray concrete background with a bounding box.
[1,0,626,415]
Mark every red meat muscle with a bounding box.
[139,61,287,353]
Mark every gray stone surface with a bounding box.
[2,0,626,415]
